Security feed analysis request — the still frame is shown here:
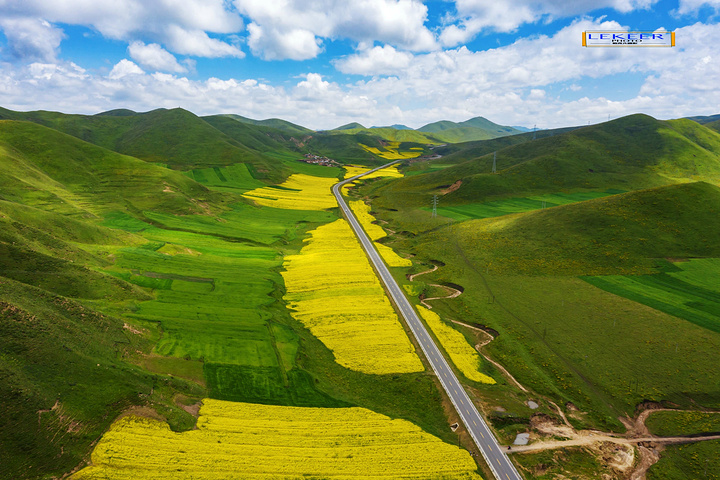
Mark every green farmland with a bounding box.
[583,258,720,334]
[428,190,623,221]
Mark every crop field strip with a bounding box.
[416,306,495,384]
[282,219,424,374]
[429,190,623,221]
[71,399,482,480]
[582,258,720,334]
[359,141,424,160]
[241,173,339,210]
[349,200,411,267]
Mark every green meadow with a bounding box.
[428,190,623,221]
[583,259,720,334]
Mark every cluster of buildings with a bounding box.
[299,153,342,167]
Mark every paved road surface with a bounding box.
[333,162,523,480]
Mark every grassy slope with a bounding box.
[372,182,720,433]
[706,119,720,133]
[219,113,314,135]
[418,117,521,143]
[0,120,220,217]
[0,107,285,180]
[378,114,720,213]
[329,126,443,144]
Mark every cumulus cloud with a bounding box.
[441,0,659,46]
[0,17,65,62]
[235,0,436,60]
[108,59,145,79]
[128,41,186,72]
[247,23,321,61]
[676,0,720,14]
[0,0,243,58]
[334,45,414,75]
[164,26,244,58]
[0,20,719,131]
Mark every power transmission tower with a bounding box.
[431,195,438,218]
[532,124,537,140]
[492,151,497,174]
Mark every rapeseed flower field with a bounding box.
[350,200,411,267]
[359,142,423,160]
[72,399,482,480]
[242,174,337,210]
[343,165,405,179]
[282,219,423,374]
[417,306,495,384]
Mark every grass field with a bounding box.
[582,258,720,334]
[430,190,623,221]
[646,440,720,480]
[646,411,720,436]
[282,219,423,374]
[349,200,412,267]
[71,399,482,480]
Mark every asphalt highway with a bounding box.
[333,161,523,480]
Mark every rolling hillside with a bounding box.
[418,116,521,143]
[0,107,286,180]
[216,113,313,136]
[374,114,720,210]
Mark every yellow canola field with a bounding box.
[343,165,404,180]
[349,200,411,267]
[72,399,482,480]
[360,142,423,160]
[242,174,337,210]
[282,219,423,374]
[417,306,496,384]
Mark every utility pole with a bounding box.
[431,195,438,218]
[492,151,497,174]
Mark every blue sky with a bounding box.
[0,0,718,130]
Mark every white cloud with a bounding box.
[164,26,244,58]
[108,59,145,79]
[676,0,720,14]
[247,23,320,61]
[234,0,436,60]
[441,0,659,46]
[0,17,65,62]
[128,41,186,72]
[334,45,413,75]
[0,0,243,58]
[0,21,719,132]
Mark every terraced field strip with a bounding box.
[281,219,423,374]
[71,399,483,480]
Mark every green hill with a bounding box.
[332,122,365,131]
[0,107,285,180]
[418,181,720,276]
[417,116,521,143]
[686,113,720,124]
[0,120,220,217]
[218,114,313,136]
[376,114,720,208]
[329,126,442,144]
[706,119,720,133]
[202,114,301,154]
